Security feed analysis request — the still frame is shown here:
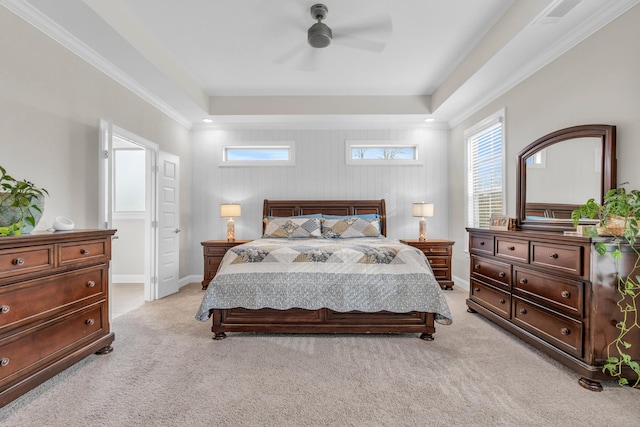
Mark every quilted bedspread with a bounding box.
[195,237,452,324]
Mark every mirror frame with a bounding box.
[516,124,617,231]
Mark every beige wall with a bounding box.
[0,8,192,280]
[449,5,640,284]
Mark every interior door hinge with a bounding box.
[152,221,158,228]
[103,150,109,159]
[104,221,109,229]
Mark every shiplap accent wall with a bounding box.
[191,126,449,274]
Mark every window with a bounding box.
[465,110,505,228]
[346,141,419,165]
[114,148,145,212]
[221,143,294,166]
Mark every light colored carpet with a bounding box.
[0,283,638,426]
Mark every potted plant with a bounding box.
[572,186,640,388]
[0,165,49,236]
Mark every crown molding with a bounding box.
[446,0,640,128]
[1,0,193,129]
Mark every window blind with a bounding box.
[467,121,504,228]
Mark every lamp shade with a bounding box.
[412,202,434,218]
[220,203,241,218]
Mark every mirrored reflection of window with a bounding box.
[114,148,145,212]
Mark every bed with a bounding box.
[195,199,452,340]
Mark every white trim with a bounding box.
[112,274,145,284]
[448,0,640,127]
[1,0,192,129]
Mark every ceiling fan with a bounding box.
[275,3,393,69]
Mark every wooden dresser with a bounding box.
[400,239,455,290]
[201,240,251,289]
[0,230,116,406]
[467,227,639,391]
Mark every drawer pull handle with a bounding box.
[561,290,571,298]
[474,287,480,292]
[0,305,10,314]
[520,278,528,284]
[80,248,90,255]
[561,328,570,335]
[507,246,515,251]
[548,253,558,259]
[0,358,9,367]
[519,308,527,314]
[499,298,506,304]
[480,241,485,246]
[12,258,24,265]
[474,264,481,270]
[85,319,95,326]
[86,281,96,288]
[498,272,506,278]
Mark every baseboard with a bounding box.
[180,274,202,288]
[112,274,145,283]
[452,274,469,290]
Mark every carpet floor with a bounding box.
[0,283,638,426]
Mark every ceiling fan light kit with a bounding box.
[308,4,332,48]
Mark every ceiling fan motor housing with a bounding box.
[308,22,332,48]
[308,4,332,48]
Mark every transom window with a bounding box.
[221,143,295,166]
[346,141,419,165]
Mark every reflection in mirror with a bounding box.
[516,125,616,231]
[526,138,601,205]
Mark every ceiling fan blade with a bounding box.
[274,42,307,65]
[337,14,393,39]
[332,32,387,53]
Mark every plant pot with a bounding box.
[0,193,44,234]
[596,215,636,237]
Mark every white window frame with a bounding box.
[464,109,506,230]
[220,142,295,167]
[346,141,420,166]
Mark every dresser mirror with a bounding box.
[516,124,617,231]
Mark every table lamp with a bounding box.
[412,202,434,241]
[220,203,241,242]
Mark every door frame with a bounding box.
[99,119,159,303]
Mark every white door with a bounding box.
[157,151,180,298]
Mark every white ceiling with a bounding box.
[3,0,638,127]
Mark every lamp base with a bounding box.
[418,218,427,242]
[226,218,235,242]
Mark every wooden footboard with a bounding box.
[209,307,436,341]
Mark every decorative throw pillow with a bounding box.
[263,217,321,238]
[321,217,381,238]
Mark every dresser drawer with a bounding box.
[470,235,493,255]
[495,238,529,263]
[531,242,582,276]
[470,279,510,319]
[513,267,584,317]
[0,246,54,280]
[512,297,583,358]
[0,266,106,332]
[58,240,108,266]
[0,303,106,387]
[470,255,511,290]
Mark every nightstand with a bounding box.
[400,239,455,290]
[201,240,251,290]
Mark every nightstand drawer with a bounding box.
[425,256,449,268]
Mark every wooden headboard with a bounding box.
[262,199,387,236]
[525,202,579,220]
